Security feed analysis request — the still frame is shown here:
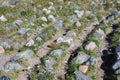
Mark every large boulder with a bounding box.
[74,71,92,80]
[1,62,24,73]
[73,52,90,64]
[50,49,63,58]
[10,49,34,61]
[85,41,97,51]
[0,76,10,80]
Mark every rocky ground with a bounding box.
[0,0,120,80]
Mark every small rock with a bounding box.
[112,60,120,74]
[0,15,7,22]
[53,19,63,30]
[94,28,105,39]
[56,36,73,46]
[42,8,51,14]
[66,31,76,37]
[75,21,81,27]
[48,15,56,22]
[50,49,63,58]
[25,39,34,47]
[49,2,54,6]
[74,10,84,18]
[13,19,23,27]
[79,65,89,73]
[18,28,26,35]
[41,16,47,22]
[74,52,90,64]
[0,46,5,55]
[85,41,97,51]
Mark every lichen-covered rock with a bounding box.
[112,60,120,74]
[66,31,76,37]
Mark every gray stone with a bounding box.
[25,39,34,47]
[1,62,23,72]
[66,31,76,37]
[74,71,92,80]
[94,28,105,39]
[56,36,74,46]
[89,57,96,65]
[74,10,84,18]
[50,49,63,58]
[74,52,90,64]
[13,19,23,27]
[18,28,26,35]
[38,33,46,39]
[53,19,63,30]
[0,76,10,80]
[10,49,34,61]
